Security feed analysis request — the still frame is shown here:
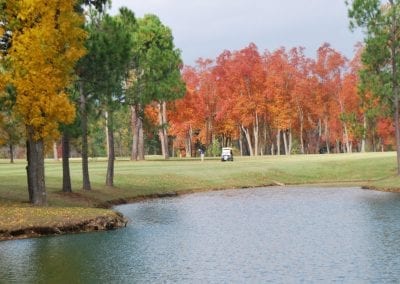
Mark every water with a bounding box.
[2,186,400,283]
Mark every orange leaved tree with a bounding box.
[3,0,86,205]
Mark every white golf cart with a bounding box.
[221,147,234,162]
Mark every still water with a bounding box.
[2,186,400,283]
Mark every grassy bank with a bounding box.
[1,152,399,239]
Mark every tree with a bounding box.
[347,0,400,173]
[76,8,134,187]
[169,66,202,157]
[265,48,297,155]
[127,14,184,160]
[288,47,315,154]
[3,0,86,205]
[96,11,134,186]
[221,44,265,156]
[59,0,110,193]
[312,44,347,153]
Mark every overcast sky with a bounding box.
[109,0,363,66]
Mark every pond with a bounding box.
[1,186,400,283]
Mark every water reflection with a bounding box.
[1,187,400,282]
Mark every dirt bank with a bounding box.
[0,211,127,241]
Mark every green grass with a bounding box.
[0,152,399,235]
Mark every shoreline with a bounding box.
[1,182,394,242]
[0,211,127,242]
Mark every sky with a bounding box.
[109,0,364,66]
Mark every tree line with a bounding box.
[168,43,389,157]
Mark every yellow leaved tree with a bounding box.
[3,0,86,205]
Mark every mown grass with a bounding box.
[0,152,399,235]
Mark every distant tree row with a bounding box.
[167,42,392,157]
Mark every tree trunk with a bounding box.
[62,131,72,193]
[277,129,281,155]
[130,105,138,160]
[9,144,14,164]
[316,119,322,154]
[106,110,115,187]
[105,111,110,158]
[26,127,46,206]
[300,115,305,154]
[361,114,367,153]
[239,126,243,156]
[283,130,289,155]
[186,125,193,157]
[131,104,145,161]
[138,116,145,160]
[79,81,91,190]
[253,112,259,156]
[324,118,330,154]
[172,138,175,158]
[158,101,169,159]
[162,101,169,159]
[53,142,58,161]
[342,122,351,153]
[241,125,253,156]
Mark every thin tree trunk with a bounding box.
[158,102,168,159]
[138,116,144,160]
[316,119,322,154]
[253,112,259,156]
[105,111,110,158]
[289,129,292,155]
[130,105,138,160]
[9,144,14,164]
[53,142,58,161]
[241,125,253,156]
[342,122,351,153]
[185,126,192,157]
[239,126,243,156]
[26,127,46,206]
[106,110,115,187]
[361,114,367,153]
[283,130,289,155]
[26,140,33,202]
[172,139,175,158]
[324,118,330,154]
[62,131,72,193]
[162,101,169,159]
[262,123,268,156]
[79,81,91,190]
[277,129,281,155]
[300,115,305,154]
